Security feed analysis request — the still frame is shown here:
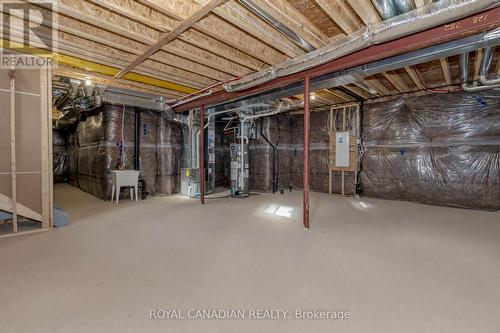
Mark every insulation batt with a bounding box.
[67,104,182,200]
[249,114,293,192]
[241,89,499,210]
[53,129,68,183]
[361,90,500,210]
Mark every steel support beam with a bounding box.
[173,6,500,113]
[134,109,141,171]
[200,105,205,205]
[303,76,310,229]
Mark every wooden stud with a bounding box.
[0,193,42,222]
[9,67,17,233]
[47,67,54,228]
[40,67,50,228]
[0,228,50,239]
[115,0,229,78]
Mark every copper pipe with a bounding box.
[303,76,310,229]
[200,105,205,205]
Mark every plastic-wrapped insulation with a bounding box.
[361,89,500,210]
[156,112,183,195]
[224,0,498,92]
[140,111,158,195]
[53,129,68,183]
[248,114,293,192]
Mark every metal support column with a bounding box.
[303,76,310,229]
[134,109,141,171]
[200,105,205,205]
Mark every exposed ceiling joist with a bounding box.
[362,79,391,96]
[473,48,484,81]
[54,65,183,98]
[324,88,352,102]
[216,2,305,57]
[382,72,410,93]
[405,66,426,90]
[440,57,453,85]
[345,0,381,24]
[55,0,265,70]
[248,0,330,49]
[313,0,360,34]
[344,85,371,99]
[90,0,286,66]
[115,0,228,79]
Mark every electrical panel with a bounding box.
[335,131,350,167]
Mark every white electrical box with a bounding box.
[335,131,350,167]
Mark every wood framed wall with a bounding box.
[0,63,53,237]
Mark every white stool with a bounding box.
[111,170,139,204]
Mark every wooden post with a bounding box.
[48,67,53,227]
[40,68,50,228]
[9,69,17,233]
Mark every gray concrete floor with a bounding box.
[1,184,499,333]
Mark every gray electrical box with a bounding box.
[335,131,350,167]
[230,143,249,198]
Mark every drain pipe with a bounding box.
[460,51,500,91]
[238,102,290,195]
[478,47,500,85]
[260,120,278,193]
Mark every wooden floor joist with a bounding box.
[115,0,229,79]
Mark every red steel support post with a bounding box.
[303,76,310,229]
[200,105,205,205]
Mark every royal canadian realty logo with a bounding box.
[0,0,58,68]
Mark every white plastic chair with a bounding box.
[111,170,139,204]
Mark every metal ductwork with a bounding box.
[69,79,81,98]
[478,47,500,85]
[460,48,500,91]
[213,28,500,111]
[371,0,415,20]
[391,0,415,15]
[371,0,398,19]
[239,0,316,52]
[224,0,499,93]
